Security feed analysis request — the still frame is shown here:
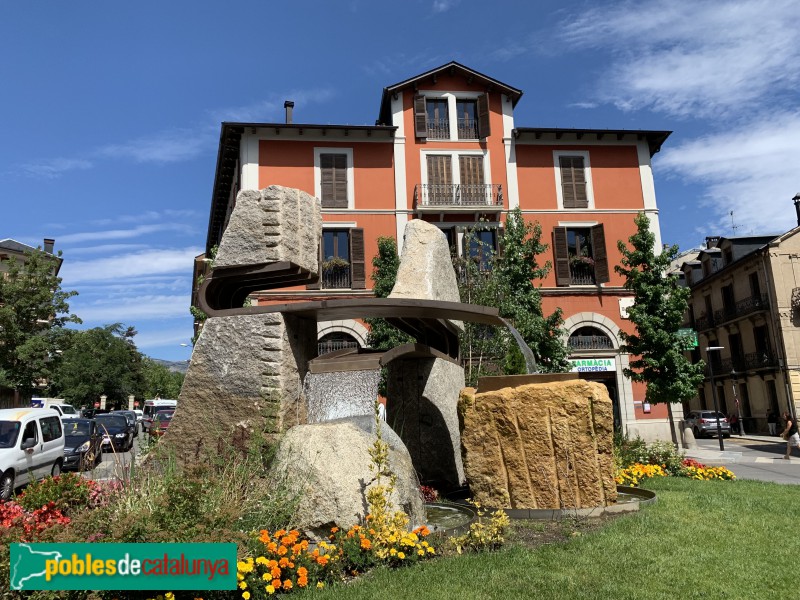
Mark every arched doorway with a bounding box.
[317,332,360,356]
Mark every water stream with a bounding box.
[500,317,539,374]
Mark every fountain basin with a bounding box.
[424,502,477,535]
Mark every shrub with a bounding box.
[613,435,685,475]
[16,473,96,515]
[449,501,510,554]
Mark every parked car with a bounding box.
[0,408,65,501]
[94,414,134,452]
[149,410,175,439]
[142,399,177,434]
[81,408,110,419]
[133,409,143,424]
[112,410,139,438]
[61,417,102,471]
[685,410,731,438]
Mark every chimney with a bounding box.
[284,100,294,124]
[793,193,800,227]
[43,238,55,254]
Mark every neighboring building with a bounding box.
[679,207,800,433]
[0,238,62,407]
[199,62,675,440]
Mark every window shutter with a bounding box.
[477,94,490,139]
[350,228,366,289]
[414,95,428,138]
[590,224,610,284]
[320,153,348,208]
[553,227,571,286]
[560,156,588,208]
[306,240,323,289]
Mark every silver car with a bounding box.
[685,410,731,438]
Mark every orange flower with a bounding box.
[267,542,277,553]
[298,576,308,588]
[274,529,286,538]
[277,545,288,556]
[291,544,302,555]
[316,555,329,566]
[271,579,281,589]
[270,566,281,579]
[281,536,294,546]
[282,580,293,590]
[330,527,339,534]
[278,557,289,568]
[360,538,372,550]
[297,567,308,577]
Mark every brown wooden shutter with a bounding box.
[590,224,609,284]
[427,155,452,185]
[553,227,571,286]
[477,93,490,139]
[414,95,428,139]
[349,228,366,289]
[320,153,348,208]
[559,156,588,208]
[306,239,323,289]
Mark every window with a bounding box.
[21,421,37,445]
[314,148,353,209]
[554,151,593,209]
[40,416,62,443]
[426,99,449,139]
[568,327,614,350]
[308,228,366,290]
[414,93,490,140]
[456,99,477,139]
[553,225,609,286]
[749,272,761,298]
[466,228,497,271]
[420,151,495,207]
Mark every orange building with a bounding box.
[202,62,674,441]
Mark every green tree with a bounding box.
[0,248,80,402]
[615,213,704,405]
[457,209,569,385]
[141,357,185,399]
[49,324,146,408]
[365,237,414,351]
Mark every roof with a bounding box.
[378,61,523,125]
[513,128,672,157]
[0,238,39,254]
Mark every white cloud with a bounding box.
[432,0,461,13]
[57,224,195,244]
[657,111,800,234]
[211,89,336,123]
[559,0,800,119]
[17,158,93,179]
[63,244,150,256]
[99,127,214,163]
[73,294,191,323]
[60,247,202,285]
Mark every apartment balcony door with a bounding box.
[426,155,453,205]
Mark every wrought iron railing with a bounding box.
[321,266,351,289]
[705,350,777,376]
[427,119,450,139]
[570,262,596,285]
[457,118,478,139]
[317,339,359,356]
[414,184,503,208]
[696,294,769,331]
[568,335,614,350]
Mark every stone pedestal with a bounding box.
[386,357,466,491]
[304,369,381,423]
[163,313,317,462]
[459,378,617,510]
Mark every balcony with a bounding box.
[414,184,503,212]
[427,119,450,140]
[321,265,351,289]
[705,350,778,376]
[569,261,596,285]
[457,118,478,139]
[318,339,359,356]
[568,335,614,350]
[695,293,769,331]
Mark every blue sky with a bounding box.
[3,0,800,361]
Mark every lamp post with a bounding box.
[731,369,745,436]
[706,346,726,450]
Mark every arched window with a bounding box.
[317,332,360,356]
[568,326,614,350]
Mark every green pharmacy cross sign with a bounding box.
[677,328,699,350]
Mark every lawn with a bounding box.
[311,478,798,600]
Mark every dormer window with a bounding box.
[414,93,490,140]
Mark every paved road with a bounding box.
[78,431,144,482]
[687,434,800,485]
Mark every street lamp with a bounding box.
[706,346,726,450]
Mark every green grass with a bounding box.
[311,478,798,600]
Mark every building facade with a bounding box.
[200,62,676,440]
[680,224,800,433]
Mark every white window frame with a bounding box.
[314,147,354,210]
[418,90,483,141]
[420,149,491,186]
[553,150,595,210]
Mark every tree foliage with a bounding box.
[457,209,569,385]
[615,213,704,404]
[141,357,185,399]
[0,249,80,401]
[365,237,414,351]
[49,324,146,408]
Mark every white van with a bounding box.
[142,399,177,434]
[0,408,66,501]
[31,398,78,417]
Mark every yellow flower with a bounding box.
[397,552,405,560]
[165,594,174,600]
[317,582,325,589]
[242,593,250,600]
[238,581,248,590]
[265,584,275,595]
